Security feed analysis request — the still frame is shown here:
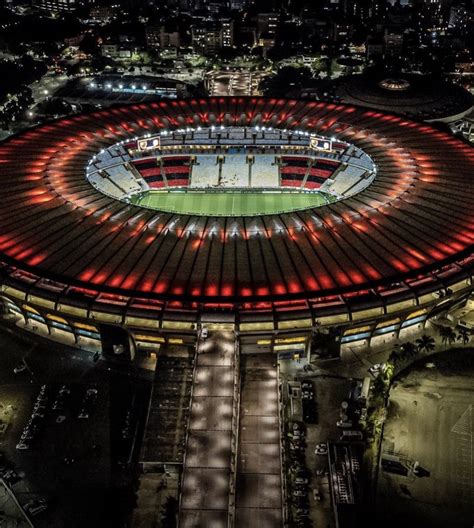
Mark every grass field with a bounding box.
[131,190,333,216]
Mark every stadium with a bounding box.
[0,97,472,359]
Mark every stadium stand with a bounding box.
[250,155,279,187]
[190,155,220,187]
[280,156,341,190]
[161,156,191,187]
[132,158,166,188]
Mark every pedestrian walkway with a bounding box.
[235,354,283,527]
[179,332,236,528]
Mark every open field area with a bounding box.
[131,190,332,216]
[377,349,474,528]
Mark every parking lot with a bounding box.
[0,325,149,527]
[280,357,353,528]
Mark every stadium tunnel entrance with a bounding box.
[98,323,136,363]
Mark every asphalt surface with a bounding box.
[0,325,148,528]
[377,355,474,528]
[179,332,235,528]
[235,354,282,528]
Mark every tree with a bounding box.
[457,327,470,346]
[311,327,339,358]
[416,334,436,354]
[388,347,401,366]
[79,34,100,57]
[259,66,314,97]
[372,374,387,399]
[438,326,457,346]
[37,98,73,118]
[400,341,418,361]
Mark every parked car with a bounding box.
[315,443,328,455]
[340,430,363,441]
[293,488,307,497]
[368,363,382,375]
[293,474,309,485]
[336,419,353,428]
[24,498,48,516]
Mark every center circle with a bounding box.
[86,126,376,217]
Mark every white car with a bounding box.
[368,363,382,375]
[336,420,353,428]
[315,443,328,455]
[313,489,322,501]
[201,327,208,339]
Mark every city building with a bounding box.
[383,27,404,56]
[191,22,223,55]
[33,0,78,13]
[53,75,188,106]
[146,25,181,50]
[221,18,234,48]
[256,12,279,39]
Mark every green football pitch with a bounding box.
[131,190,334,216]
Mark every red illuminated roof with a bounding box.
[0,98,472,303]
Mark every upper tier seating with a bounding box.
[132,156,191,188]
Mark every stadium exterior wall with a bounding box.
[0,267,471,356]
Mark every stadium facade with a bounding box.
[0,98,472,358]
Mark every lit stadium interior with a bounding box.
[0,97,472,357]
[86,126,376,216]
